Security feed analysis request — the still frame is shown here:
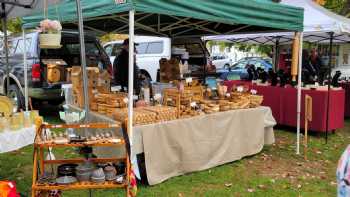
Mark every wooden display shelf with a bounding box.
[34,139,125,148]
[33,181,127,191]
[31,122,130,197]
[43,157,126,164]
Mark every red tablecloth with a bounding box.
[224,80,345,132]
[340,82,350,117]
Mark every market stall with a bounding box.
[20,0,304,192]
[224,80,345,132]
[205,0,350,146]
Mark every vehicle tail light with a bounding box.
[107,64,114,79]
[32,63,41,82]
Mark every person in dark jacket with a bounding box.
[113,39,140,94]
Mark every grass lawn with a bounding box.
[1,111,349,197]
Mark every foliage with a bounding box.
[0,17,22,34]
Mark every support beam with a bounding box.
[296,32,303,155]
[75,0,89,113]
[325,32,334,144]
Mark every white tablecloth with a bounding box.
[0,126,36,153]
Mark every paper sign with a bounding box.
[154,93,162,101]
[185,77,193,83]
[123,97,128,103]
[250,89,257,95]
[111,86,121,92]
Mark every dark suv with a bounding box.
[0,31,111,111]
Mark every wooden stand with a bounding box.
[31,123,130,197]
[304,95,313,160]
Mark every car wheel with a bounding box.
[8,84,24,112]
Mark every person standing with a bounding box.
[113,39,140,94]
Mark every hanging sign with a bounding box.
[115,0,126,5]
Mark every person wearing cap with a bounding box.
[113,38,140,94]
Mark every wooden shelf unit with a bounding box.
[31,122,130,197]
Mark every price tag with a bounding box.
[111,86,121,92]
[185,77,192,83]
[250,89,257,95]
[237,86,244,92]
[154,93,162,101]
[190,102,197,107]
[123,97,128,103]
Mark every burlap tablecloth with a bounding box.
[133,106,276,185]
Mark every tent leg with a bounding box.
[128,9,135,149]
[23,28,29,111]
[325,32,334,144]
[296,32,303,155]
[1,3,9,97]
[75,0,89,115]
[274,37,280,72]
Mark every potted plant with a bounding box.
[38,19,62,48]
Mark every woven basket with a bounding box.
[39,33,61,48]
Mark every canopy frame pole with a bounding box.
[1,3,9,97]
[75,0,89,114]
[274,37,280,72]
[22,28,28,111]
[296,32,303,155]
[128,9,135,149]
[325,32,334,144]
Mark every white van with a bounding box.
[103,36,171,82]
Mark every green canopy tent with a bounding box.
[21,0,304,174]
[22,0,303,35]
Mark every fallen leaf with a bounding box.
[225,183,232,187]
[330,181,337,186]
[297,184,302,189]
[247,188,255,193]
[258,184,266,189]
[178,193,183,197]
[270,179,276,183]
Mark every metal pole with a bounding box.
[128,9,135,149]
[326,32,334,143]
[75,0,89,113]
[274,37,280,72]
[1,3,9,97]
[296,32,303,154]
[22,28,28,111]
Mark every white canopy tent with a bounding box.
[204,0,350,44]
[204,0,350,154]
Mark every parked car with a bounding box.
[104,36,171,82]
[104,36,211,82]
[218,57,273,80]
[211,54,232,69]
[0,31,111,111]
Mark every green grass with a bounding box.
[1,114,349,197]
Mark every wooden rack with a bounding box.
[31,122,130,197]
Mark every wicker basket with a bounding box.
[39,33,61,48]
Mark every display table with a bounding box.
[64,105,276,185]
[132,106,276,185]
[224,80,345,132]
[340,82,350,117]
[0,126,36,153]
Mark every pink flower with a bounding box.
[38,19,62,33]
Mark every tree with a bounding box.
[0,17,22,34]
